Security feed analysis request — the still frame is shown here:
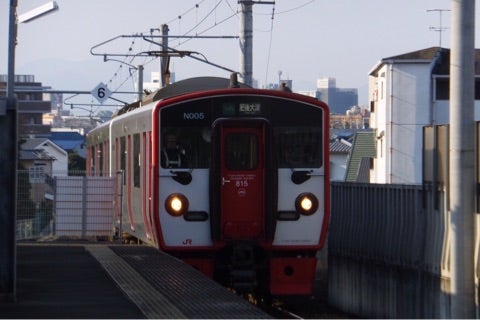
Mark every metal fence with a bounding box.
[328,182,450,318]
[16,170,117,241]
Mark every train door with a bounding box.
[213,119,268,241]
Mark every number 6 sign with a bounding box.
[91,82,112,104]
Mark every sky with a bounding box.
[0,0,477,114]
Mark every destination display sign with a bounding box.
[239,102,261,115]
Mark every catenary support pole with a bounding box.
[0,0,18,302]
[160,24,169,88]
[239,1,253,86]
[449,0,475,317]
[137,65,143,101]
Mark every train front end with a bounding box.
[153,88,329,296]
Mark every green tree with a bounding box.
[68,152,86,173]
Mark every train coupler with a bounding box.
[230,269,257,293]
[229,244,258,292]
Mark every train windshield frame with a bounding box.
[159,94,324,169]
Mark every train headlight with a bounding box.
[295,193,319,216]
[165,193,189,216]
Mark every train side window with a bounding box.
[225,133,258,170]
[103,141,109,176]
[89,146,95,175]
[133,134,140,187]
[98,145,103,176]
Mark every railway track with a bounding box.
[279,296,356,319]
[247,294,354,319]
[266,303,303,319]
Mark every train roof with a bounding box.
[114,76,251,117]
[143,76,251,103]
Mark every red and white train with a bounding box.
[86,76,330,296]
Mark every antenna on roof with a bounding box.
[427,9,451,47]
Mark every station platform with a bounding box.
[0,242,271,319]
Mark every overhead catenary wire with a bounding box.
[99,0,246,98]
[253,0,316,86]
[264,0,314,15]
[104,37,138,92]
[102,1,237,87]
[181,0,222,36]
[101,0,318,94]
[101,1,209,93]
[177,12,238,47]
[166,1,207,25]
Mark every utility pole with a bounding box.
[238,1,275,87]
[160,24,169,88]
[239,1,253,86]
[0,0,18,302]
[449,0,475,317]
[136,65,143,101]
[1,2,58,301]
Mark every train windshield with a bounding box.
[160,95,324,169]
[275,127,322,168]
[160,125,322,169]
[161,126,211,169]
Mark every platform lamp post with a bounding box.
[0,0,58,302]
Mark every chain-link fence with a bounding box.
[16,170,117,241]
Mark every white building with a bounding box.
[143,72,161,93]
[368,46,480,184]
[21,138,68,175]
[143,71,177,93]
[330,139,351,181]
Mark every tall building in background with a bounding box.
[143,71,176,93]
[0,74,51,137]
[315,77,358,114]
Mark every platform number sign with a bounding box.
[91,82,112,104]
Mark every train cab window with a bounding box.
[161,127,211,169]
[161,133,187,168]
[275,127,322,168]
[225,133,258,170]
